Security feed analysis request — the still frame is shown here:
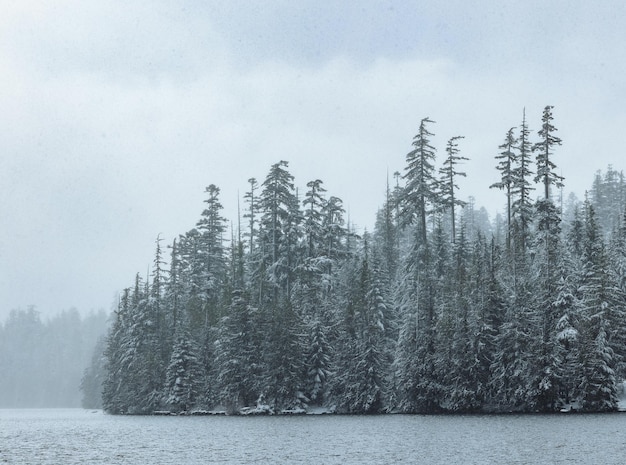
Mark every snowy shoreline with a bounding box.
[146,406,626,417]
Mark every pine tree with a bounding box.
[478,239,506,405]
[251,161,307,410]
[102,278,163,415]
[254,161,299,306]
[303,179,326,259]
[490,275,535,411]
[102,289,131,414]
[401,117,438,244]
[195,184,227,328]
[243,177,259,255]
[490,127,517,252]
[214,290,263,412]
[129,274,164,413]
[321,195,348,287]
[439,135,468,242]
[590,166,626,233]
[533,105,564,200]
[577,201,622,411]
[165,238,183,340]
[394,239,441,413]
[303,312,333,406]
[579,317,619,412]
[374,176,400,279]
[443,227,484,411]
[511,109,535,254]
[608,211,626,379]
[527,203,564,412]
[331,238,391,413]
[263,298,306,410]
[553,273,581,407]
[80,336,108,409]
[150,235,169,391]
[163,325,203,413]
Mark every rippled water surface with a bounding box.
[1,409,625,464]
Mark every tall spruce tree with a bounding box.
[163,324,203,413]
[511,109,535,254]
[490,127,517,252]
[577,201,620,411]
[196,184,227,328]
[439,135,468,242]
[254,161,298,305]
[533,105,564,200]
[526,106,565,411]
[244,177,259,254]
[402,117,438,244]
[215,290,264,412]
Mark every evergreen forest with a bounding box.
[0,307,108,408]
[91,106,626,414]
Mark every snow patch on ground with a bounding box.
[306,405,336,415]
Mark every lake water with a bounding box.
[0,409,624,464]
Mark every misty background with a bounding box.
[3,1,626,407]
[0,308,108,407]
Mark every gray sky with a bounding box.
[2,0,626,320]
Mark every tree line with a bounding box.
[90,106,626,414]
[0,307,108,407]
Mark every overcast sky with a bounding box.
[2,0,626,320]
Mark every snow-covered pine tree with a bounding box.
[442,226,484,412]
[476,238,506,407]
[490,127,518,253]
[102,289,130,414]
[303,311,333,406]
[243,177,259,255]
[490,274,535,411]
[579,317,619,412]
[249,161,307,410]
[607,211,626,379]
[373,176,400,280]
[439,135,468,243]
[401,117,438,244]
[393,236,442,413]
[164,238,183,344]
[590,166,626,234]
[263,297,306,411]
[163,323,203,413]
[303,179,326,259]
[331,236,391,413]
[150,235,170,394]
[214,289,264,412]
[553,273,582,408]
[80,335,108,409]
[128,273,164,413]
[102,275,163,414]
[253,161,298,306]
[320,195,349,293]
[195,184,228,328]
[533,105,564,201]
[577,201,621,411]
[511,109,535,255]
[527,106,565,411]
[391,117,443,413]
